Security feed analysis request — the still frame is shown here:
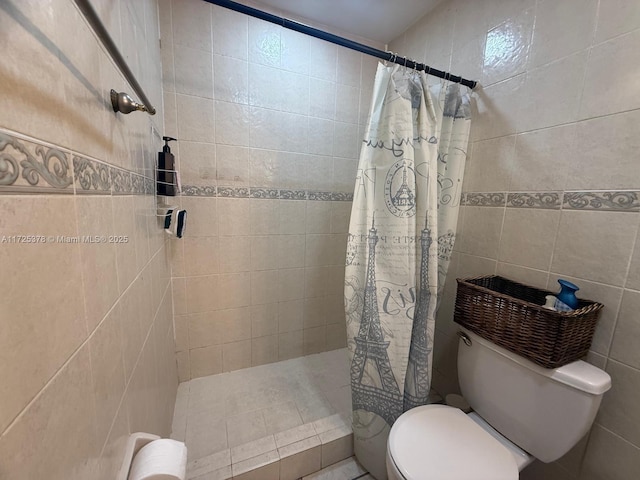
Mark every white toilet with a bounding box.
[386,328,611,480]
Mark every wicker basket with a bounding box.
[454,275,603,369]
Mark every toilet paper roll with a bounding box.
[128,439,187,480]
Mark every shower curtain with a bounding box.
[344,63,471,479]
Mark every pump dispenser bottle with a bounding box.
[157,136,176,196]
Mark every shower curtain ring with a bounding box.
[403,56,408,68]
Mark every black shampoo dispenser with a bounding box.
[157,136,176,196]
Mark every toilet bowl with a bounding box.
[386,328,611,479]
[386,405,530,480]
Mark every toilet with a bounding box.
[386,328,611,479]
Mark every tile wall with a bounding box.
[0,1,177,479]
[160,0,380,380]
[390,0,640,478]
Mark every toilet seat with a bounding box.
[388,405,519,480]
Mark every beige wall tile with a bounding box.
[496,263,549,289]
[171,0,212,51]
[482,9,533,85]
[0,196,86,433]
[190,345,223,378]
[510,124,575,191]
[626,238,640,290]
[594,0,640,43]
[597,360,640,446]
[219,307,251,343]
[172,277,187,315]
[176,350,191,382]
[304,297,329,329]
[213,6,248,60]
[180,197,218,237]
[569,110,640,190]
[174,44,213,98]
[278,300,304,333]
[89,306,126,446]
[250,199,281,235]
[458,206,505,259]
[184,236,220,276]
[218,272,251,310]
[0,346,98,480]
[177,93,215,143]
[177,141,217,186]
[251,235,280,271]
[186,275,219,313]
[279,268,305,302]
[498,208,560,270]
[580,425,640,480]
[326,323,347,350]
[452,36,485,87]
[76,195,119,330]
[187,311,223,349]
[251,269,279,305]
[278,235,306,268]
[94,401,129,480]
[529,0,597,68]
[118,279,145,381]
[609,290,640,368]
[251,303,278,338]
[466,135,515,192]
[305,266,333,298]
[278,200,307,234]
[111,195,138,292]
[304,326,327,355]
[457,253,497,278]
[219,235,251,273]
[223,340,252,372]
[518,52,587,133]
[581,30,640,119]
[551,211,637,287]
[279,331,304,360]
[252,335,278,366]
[174,314,189,352]
[217,198,250,236]
[472,74,525,141]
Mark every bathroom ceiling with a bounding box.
[246,0,443,44]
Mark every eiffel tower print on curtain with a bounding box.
[350,215,403,426]
[403,216,433,410]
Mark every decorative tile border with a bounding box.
[0,130,154,196]
[280,189,307,200]
[507,192,562,209]
[181,185,353,201]
[0,132,73,194]
[250,188,279,199]
[218,186,250,198]
[563,191,640,212]
[462,190,640,212]
[463,192,506,207]
[110,168,132,194]
[181,185,216,196]
[73,156,111,194]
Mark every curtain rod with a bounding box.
[203,0,478,89]
[73,0,157,114]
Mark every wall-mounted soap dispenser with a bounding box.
[157,136,177,196]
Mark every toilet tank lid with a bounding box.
[465,329,612,395]
[551,360,611,394]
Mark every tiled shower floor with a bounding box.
[171,348,354,479]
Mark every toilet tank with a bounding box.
[457,328,611,463]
